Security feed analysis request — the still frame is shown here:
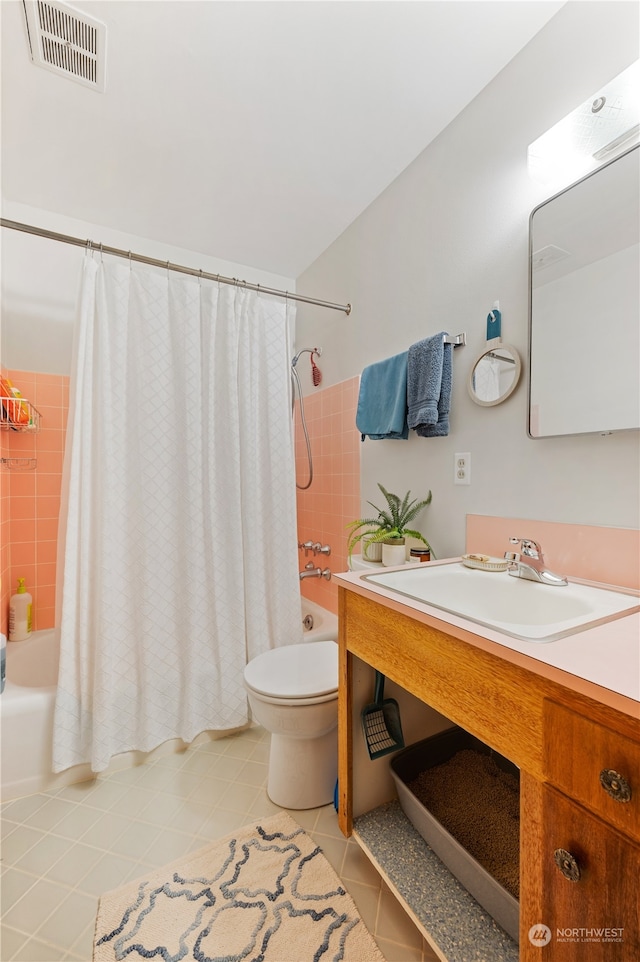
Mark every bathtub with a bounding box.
[1,600,338,801]
[1,629,71,801]
[301,597,339,642]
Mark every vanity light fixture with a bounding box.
[528,60,639,190]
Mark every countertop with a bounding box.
[334,560,640,711]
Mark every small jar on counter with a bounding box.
[410,547,431,563]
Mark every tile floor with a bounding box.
[1,726,438,962]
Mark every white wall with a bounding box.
[294,2,640,558]
[1,201,295,375]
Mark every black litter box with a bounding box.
[390,727,520,943]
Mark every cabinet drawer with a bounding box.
[545,701,640,842]
[536,785,639,961]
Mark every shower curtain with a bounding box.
[53,256,302,773]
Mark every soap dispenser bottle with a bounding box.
[8,578,32,642]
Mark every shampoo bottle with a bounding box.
[8,579,32,642]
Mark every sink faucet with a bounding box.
[505,538,568,586]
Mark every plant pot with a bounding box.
[363,537,383,563]
[382,538,406,567]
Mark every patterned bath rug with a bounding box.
[93,811,385,962]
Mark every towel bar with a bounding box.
[443,333,466,347]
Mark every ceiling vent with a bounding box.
[23,0,106,92]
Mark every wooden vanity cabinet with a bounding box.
[531,783,639,960]
[522,701,640,961]
[544,701,640,841]
[337,584,640,962]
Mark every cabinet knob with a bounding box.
[599,769,632,803]
[554,848,581,882]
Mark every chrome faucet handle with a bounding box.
[508,538,567,586]
[509,537,542,559]
[304,561,316,570]
[300,541,331,556]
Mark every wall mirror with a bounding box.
[468,343,521,406]
[528,144,639,438]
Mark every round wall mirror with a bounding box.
[467,343,522,406]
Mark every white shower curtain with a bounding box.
[53,257,302,773]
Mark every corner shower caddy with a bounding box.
[1,393,42,470]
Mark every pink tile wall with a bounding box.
[466,515,640,591]
[1,369,69,634]
[295,377,361,614]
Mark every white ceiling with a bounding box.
[1,1,564,278]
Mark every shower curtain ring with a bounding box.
[99,242,104,262]
[128,251,132,270]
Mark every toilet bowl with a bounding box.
[244,640,338,809]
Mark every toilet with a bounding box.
[243,640,338,809]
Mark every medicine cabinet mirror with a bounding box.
[528,144,639,438]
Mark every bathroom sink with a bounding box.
[363,562,640,642]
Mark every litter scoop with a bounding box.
[361,670,405,760]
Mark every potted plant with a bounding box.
[347,484,433,566]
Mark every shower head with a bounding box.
[291,346,322,368]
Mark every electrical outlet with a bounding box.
[454,452,471,485]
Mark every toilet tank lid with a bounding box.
[244,640,338,698]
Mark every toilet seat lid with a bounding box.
[244,641,338,699]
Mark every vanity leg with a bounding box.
[338,586,353,837]
[520,770,544,959]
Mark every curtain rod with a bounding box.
[0,218,352,316]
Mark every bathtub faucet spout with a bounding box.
[299,563,331,581]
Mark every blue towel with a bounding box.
[417,341,452,436]
[407,333,452,437]
[356,351,409,441]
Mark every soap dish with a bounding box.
[461,554,510,572]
